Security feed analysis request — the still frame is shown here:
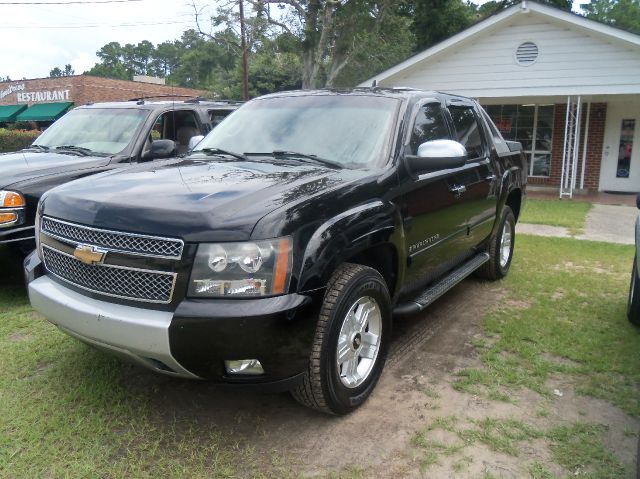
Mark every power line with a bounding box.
[0,0,143,4]
[0,20,191,28]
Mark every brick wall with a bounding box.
[529,102,607,192]
[0,75,204,106]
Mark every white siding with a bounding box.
[380,13,640,97]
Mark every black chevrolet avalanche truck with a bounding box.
[25,89,526,415]
[0,99,240,254]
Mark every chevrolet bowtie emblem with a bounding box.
[73,244,107,265]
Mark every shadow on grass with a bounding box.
[0,246,28,301]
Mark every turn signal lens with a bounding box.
[0,191,25,208]
[0,212,18,224]
[272,238,291,295]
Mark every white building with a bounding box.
[361,0,640,195]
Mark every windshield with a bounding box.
[33,108,150,155]
[193,95,400,168]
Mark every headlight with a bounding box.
[188,237,292,297]
[0,190,26,228]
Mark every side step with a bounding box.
[393,252,490,317]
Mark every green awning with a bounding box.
[15,102,73,122]
[0,104,27,122]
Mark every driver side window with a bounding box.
[409,103,450,155]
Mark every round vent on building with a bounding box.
[515,42,539,66]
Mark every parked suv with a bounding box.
[0,98,241,254]
[26,89,526,414]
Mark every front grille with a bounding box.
[43,246,176,303]
[41,216,183,259]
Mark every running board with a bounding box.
[393,252,490,317]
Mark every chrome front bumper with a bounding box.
[28,275,200,379]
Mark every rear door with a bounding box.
[445,101,498,249]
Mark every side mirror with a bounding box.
[188,135,204,151]
[406,140,467,174]
[143,139,176,160]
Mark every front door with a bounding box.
[600,101,640,192]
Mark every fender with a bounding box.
[296,200,403,294]
[489,151,526,239]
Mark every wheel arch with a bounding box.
[505,187,523,223]
[296,201,404,297]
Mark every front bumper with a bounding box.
[26,255,319,386]
[0,224,35,246]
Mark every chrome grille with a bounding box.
[41,216,183,259]
[42,246,176,304]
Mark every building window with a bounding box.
[484,104,554,177]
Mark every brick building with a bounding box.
[361,1,640,195]
[0,75,203,125]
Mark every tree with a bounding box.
[86,42,129,79]
[201,0,415,89]
[49,64,75,77]
[407,0,477,52]
[583,0,640,33]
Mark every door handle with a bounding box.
[449,184,467,197]
[485,174,497,182]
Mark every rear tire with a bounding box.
[627,254,640,326]
[291,263,391,415]
[476,205,515,280]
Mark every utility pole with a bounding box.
[239,0,249,101]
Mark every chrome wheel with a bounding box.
[499,221,512,269]
[336,296,382,388]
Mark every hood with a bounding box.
[0,149,111,189]
[41,157,347,242]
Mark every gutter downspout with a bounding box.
[580,101,591,190]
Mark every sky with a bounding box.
[0,0,588,81]
[0,0,200,79]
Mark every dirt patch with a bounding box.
[556,261,625,278]
[8,332,31,342]
[114,278,637,477]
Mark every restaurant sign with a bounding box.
[16,89,71,103]
[0,82,25,100]
[0,82,71,103]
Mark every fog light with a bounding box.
[224,359,264,375]
[0,212,17,224]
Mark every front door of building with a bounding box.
[600,101,640,192]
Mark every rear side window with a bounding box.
[448,105,484,160]
[409,103,449,155]
[209,109,233,127]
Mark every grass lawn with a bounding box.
[520,198,592,234]
[455,235,639,416]
[415,235,640,478]
[1,234,638,478]
[0,250,266,478]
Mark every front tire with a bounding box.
[476,205,516,280]
[291,263,391,415]
[627,254,640,326]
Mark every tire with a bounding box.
[476,205,516,280]
[627,254,640,326]
[291,263,391,415]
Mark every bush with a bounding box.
[0,128,41,153]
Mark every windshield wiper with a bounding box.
[54,145,93,156]
[247,151,343,170]
[25,144,50,152]
[198,147,248,162]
